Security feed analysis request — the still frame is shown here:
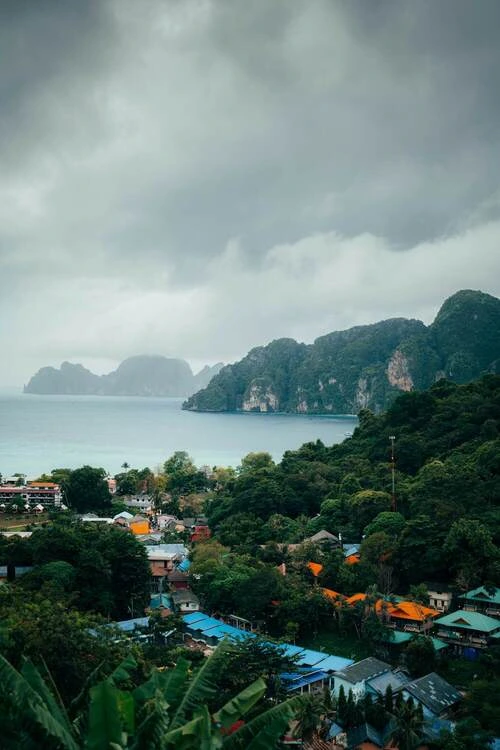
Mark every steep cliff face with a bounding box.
[183,290,500,414]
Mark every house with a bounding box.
[171,589,200,613]
[306,530,341,548]
[191,524,211,543]
[435,609,500,653]
[281,669,331,695]
[385,601,440,633]
[377,630,449,663]
[401,672,461,719]
[167,568,189,590]
[148,593,173,617]
[129,516,150,535]
[459,585,500,619]
[146,543,188,590]
[0,482,63,507]
[123,495,152,511]
[113,511,134,523]
[331,657,392,700]
[307,561,323,578]
[427,585,453,613]
[365,669,409,698]
[343,544,361,566]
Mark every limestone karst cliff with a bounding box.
[183,290,500,414]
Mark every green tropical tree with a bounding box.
[386,697,424,750]
[0,641,309,749]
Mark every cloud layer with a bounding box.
[1,0,500,383]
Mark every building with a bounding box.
[401,672,461,719]
[146,543,188,590]
[331,657,392,700]
[435,609,500,653]
[306,530,341,548]
[129,516,150,535]
[191,524,211,543]
[365,669,409,698]
[459,586,500,619]
[428,586,453,613]
[148,593,173,617]
[385,601,440,633]
[167,568,189,590]
[0,481,63,507]
[122,495,152,511]
[171,589,200,613]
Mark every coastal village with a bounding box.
[2,460,499,750]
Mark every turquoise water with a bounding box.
[0,391,357,477]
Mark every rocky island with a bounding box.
[24,355,223,397]
[183,290,500,414]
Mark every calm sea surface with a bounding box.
[0,391,358,477]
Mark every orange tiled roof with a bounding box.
[388,601,440,622]
[321,587,341,601]
[346,592,367,605]
[307,561,323,577]
[345,554,360,565]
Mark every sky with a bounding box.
[2,0,500,386]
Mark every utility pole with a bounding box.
[389,435,396,511]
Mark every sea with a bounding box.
[0,390,358,478]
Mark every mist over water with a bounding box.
[0,391,357,478]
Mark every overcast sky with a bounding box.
[2,0,500,386]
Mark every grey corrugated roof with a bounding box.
[334,657,391,684]
[366,670,409,696]
[404,672,461,716]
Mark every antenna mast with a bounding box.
[389,435,396,511]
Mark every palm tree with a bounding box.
[0,641,309,749]
[386,697,424,750]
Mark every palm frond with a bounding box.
[134,658,189,708]
[21,657,73,737]
[213,677,266,729]
[222,694,310,750]
[86,680,124,750]
[169,640,232,730]
[0,654,79,750]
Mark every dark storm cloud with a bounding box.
[1,0,500,383]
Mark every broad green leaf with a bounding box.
[244,715,294,750]
[223,694,309,750]
[163,714,206,749]
[86,680,123,750]
[109,655,138,686]
[0,654,79,750]
[21,657,73,736]
[169,641,232,730]
[134,659,189,707]
[117,689,135,735]
[213,677,266,729]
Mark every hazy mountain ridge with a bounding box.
[183,290,500,414]
[24,356,223,397]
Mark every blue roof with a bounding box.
[313,654,354,672]
[295,648,331,667]
[189,616,223,632]
[328,723,344,740]
[279,643,306,657]
[150,594,172,609]
[343,544,360,557]
[183,611,209,626]
[114,617,150,632]
[177,558,191,572]
[283,670,329,691]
